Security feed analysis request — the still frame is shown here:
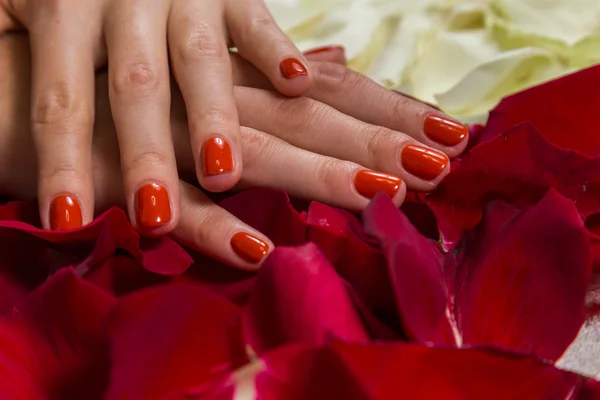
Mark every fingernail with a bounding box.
[424,115,468,146]
[50,194,82,230]
[354,170,402,200]
[202,137,234,176]
[279,58,308,79]
[401,145,448,181]
[136,183,171,229]
[304,45,345,55]
[231,232,269,264]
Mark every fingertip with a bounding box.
[197,136,242,192]
[274,57,312,97]
[133,181,178,237]
[230,231,273,270]
[304,45,347,65]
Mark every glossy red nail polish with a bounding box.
[136,183,171,229]
[303,45,345,55]
[401,145,448,181]
[279,58,308,79]
[50,194,82,230]
[354,170,402,199]
[231,232,269,264]
[202,137,234,176]
[424,115,468,146]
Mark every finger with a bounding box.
[235,87,450,192]
[305,61,469,158]
[28,5,98,230]
[226,0,311,97]
[105,0,179,236]
[303,45,347,65]
[172,181,273,270]
[168,0,242,193]
[237,127,406,210]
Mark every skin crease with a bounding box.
[0,33,467,269]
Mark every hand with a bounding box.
[0,34,468,270]
[0,0,311,235]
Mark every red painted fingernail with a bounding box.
[50,194,82,230]
[424,115,468,146]
[279,58,308,79]
[401,145,448,181]
[136,183,171,229]
[303,45,345,55]
[202,137,234,176]
[231,232,269,264]
[354,170,402,199]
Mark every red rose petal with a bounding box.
[427,123,600,249]
[332,340,583,399]
[306,202,396,323]
[243,243,369,355]
[363,193,456,345]
[105,283,247,400]
[478,65,600,156]
[456,190,591,361]
[0,268,115,399]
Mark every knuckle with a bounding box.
[177,21,226,62]
[242,15,274,39]
[241,128,270,169]
[111,61,161,97]
[275,97,320,130]
[312,61,358,93]
[39,160,83,182]
[365,126,396,164]
[192,210,225,248]
[122,147,169,174]
[31,83,91,131]
[189,103,237,134]
[315,157,339,190]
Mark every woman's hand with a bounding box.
[0,0,310,235]
[0,34,467,269]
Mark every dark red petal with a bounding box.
[427,123,600,249]
[332,340,582,399]
[306,202,396,323]
[363,193,456,345]
[243,243,369,355]
[0,268,115,399]
[574,378,600,399]
[180,189,307,307]
[478,65,600,156]
[105,283,247,400]
[455,190,591,361]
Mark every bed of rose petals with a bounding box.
[3,67,600,399]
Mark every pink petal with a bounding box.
[243,243,369,355]
[363,193,456,345]
[105,283,247,400]
[478,65,600,156]
[455,189,591,361]
[332,340,583,399]
[0,268,115,399]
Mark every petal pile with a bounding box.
[2,67,600,397]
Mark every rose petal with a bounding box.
[455,189,591,361]
[363,193,456,345]
[306,202,396,322]
[332,340,583,399]
[243,243,369,355]
[105,283,247,400]
[478,65,600,156]
[0,268,115,398]
[427,123,600,249]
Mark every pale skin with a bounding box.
[0,33,468,269]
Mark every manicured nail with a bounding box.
[50,194,82,231]
[136,183,171,229]
[304,45,345,55]
[424,115,468,146]
[279,58,308,79]
[202,137,233,176]
[401,145,448,181]
[354,170,402,200]
[231,232,269,264]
